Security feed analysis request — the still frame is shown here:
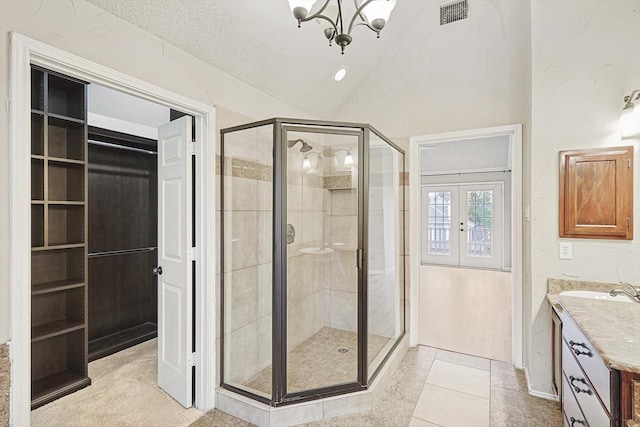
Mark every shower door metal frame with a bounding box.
[220,118,407,408]
[276,123,366,405]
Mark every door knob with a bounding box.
[153,266,163,275]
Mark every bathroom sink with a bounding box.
[559,290,635,303]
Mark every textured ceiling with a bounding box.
[85,0,426,119]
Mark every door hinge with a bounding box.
[188,247,197,261]
[628,218,631,228]
[188,352,197,367]
[628,159,631,168]
[188,140,197,156]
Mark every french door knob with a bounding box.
[153,266,163,275]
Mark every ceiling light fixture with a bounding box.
[621,90,640,138]
[288,0,397,55]
[334,66,348,81]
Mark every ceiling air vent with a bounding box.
[440,0,469,25]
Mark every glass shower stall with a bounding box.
[220,118,405,406]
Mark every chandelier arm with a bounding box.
[352,21,378,33]
[310,14,340,36]
[352,0,368,24]
[624,90,640,106]
[298,0,331,23]
[347,0,375,35]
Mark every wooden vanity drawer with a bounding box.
[562,312,612,412]
[562,341,611,426]
[562,374,589,427]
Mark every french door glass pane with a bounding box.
[466,190,494,258]
[427,191,452,256]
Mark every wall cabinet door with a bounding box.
[559,146,633,240]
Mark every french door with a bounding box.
[421,183,503,269]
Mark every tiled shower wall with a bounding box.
[286,162,327,351]
[324,183,358,333]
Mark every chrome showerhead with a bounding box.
[299,141,312,152]
[287,138,313,152]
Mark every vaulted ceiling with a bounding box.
[85,0,432,119]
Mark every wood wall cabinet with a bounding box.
[559,146,633,240]
[30,67,90,408]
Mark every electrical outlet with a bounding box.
[559,242,572,260]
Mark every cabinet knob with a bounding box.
[153,266,163,275]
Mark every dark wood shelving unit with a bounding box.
[30,66,90,409]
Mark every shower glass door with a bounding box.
[282,126,362,395]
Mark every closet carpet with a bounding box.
[31,339,204,427]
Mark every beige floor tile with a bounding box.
[435,349,491,371]
[413,384,490,427]
[409,417,442,427]
[490,359,527,391]
[426,360,490,398]
[490,386,563,427]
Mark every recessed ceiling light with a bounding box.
[334,66,348,82]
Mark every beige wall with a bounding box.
[0,0,309,346]
[528,0,640,394]
[418,266,512,363]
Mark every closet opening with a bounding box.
[29,72,199,422]
[86,126,159,362]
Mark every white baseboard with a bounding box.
[524,366,559,402]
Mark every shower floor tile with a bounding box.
[243,327,392,396]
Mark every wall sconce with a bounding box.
[332,148,354,168]
[621,90,640,137]
[303,152,325,172]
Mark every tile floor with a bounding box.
[193,345,564,427]
[243,327,392,396]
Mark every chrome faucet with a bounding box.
[609,282,640,303]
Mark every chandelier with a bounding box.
[287,0,397,54]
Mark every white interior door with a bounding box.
[157,115,193,408]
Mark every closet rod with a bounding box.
[88,139,157,155]
[88,246,157,259]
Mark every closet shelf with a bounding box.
[48,201,85,206]
[31,155,45,161]
[31,371,91,409]
[48,112,85,125]
[48,156,85,166]
[31,200,45,205]
[32,279,85,296]
[32,243,85,252]
[32,320,84,343]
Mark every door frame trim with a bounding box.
[9,32,217,425]
[409,124,523,368]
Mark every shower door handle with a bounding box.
[356,249,362,270]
